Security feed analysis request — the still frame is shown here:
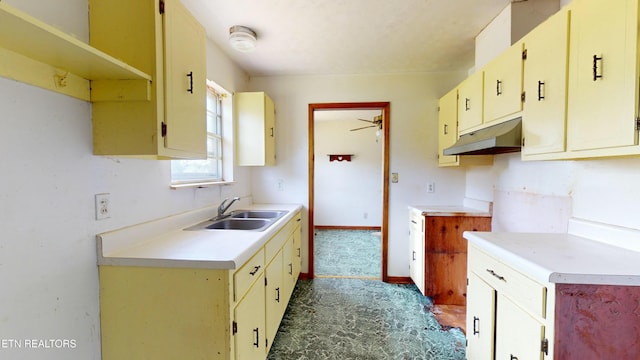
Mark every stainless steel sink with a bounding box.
[184,209,288,232]
[205,218,270,230]
[230,210,287,219]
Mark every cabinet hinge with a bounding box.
[521,91,526,103]
[264,277,268,286]
[161,122,167,137]
[159,0,165,14]
[636,117,640,131]
[541,338,549,355]
[522,49,528,60]
[522,137,526,147]
[232,321,238,335]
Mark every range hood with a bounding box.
[443,117,522,156]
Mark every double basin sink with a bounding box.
[185,210,288,232]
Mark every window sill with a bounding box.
[170,180,235,189]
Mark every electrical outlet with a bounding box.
[391,173,399,183]
[427,182,435,193]
[277,179,285,191]
[363,212,368,219]
[95,193,111,220]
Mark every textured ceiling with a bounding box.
[181,0,511,77]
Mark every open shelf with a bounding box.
[0,2,151,101]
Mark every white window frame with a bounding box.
[170,80,234,188]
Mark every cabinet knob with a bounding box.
[496,80,503,96]
[537,81,545,101]
[253,328,260,348]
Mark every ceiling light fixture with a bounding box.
[229,25,257,52]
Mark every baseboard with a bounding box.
[386,276,413,284]
[314,225,381,231]
[299,273,312,280]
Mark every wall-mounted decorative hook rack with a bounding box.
[328,154,353,162]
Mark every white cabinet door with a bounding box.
[567,0,639,152]
[466,273,496,360]
[409,211,425,295]
[495,294,545,360]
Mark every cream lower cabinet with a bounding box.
[89,0,207,159]
[408,209,425,295]
[99,210,302,360]
[466,244,553,360]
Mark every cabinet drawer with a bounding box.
[469,246,547,319]
[234,248,265,302]
[265,211,301,262]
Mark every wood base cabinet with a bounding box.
[99,210,302,360]
[409,209,491,304]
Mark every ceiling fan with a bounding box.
[350,115,383,131]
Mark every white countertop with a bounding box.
[465,229,640,286]
[409,205,492,217]
[97,203,302,270]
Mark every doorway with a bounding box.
[307,102,390,282]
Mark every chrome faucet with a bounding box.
[216,196,240,219]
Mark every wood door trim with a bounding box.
[307,102,390,282]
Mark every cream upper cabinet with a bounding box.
[457,71,484,133]
[438,88,460,166]
[438,88,493,167]
[237,92,277,166]
[521,8,570,158]
[483,42,525,125]
[567,0,640,153]
[90,0,206,159]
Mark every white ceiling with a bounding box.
[181,0,511,77]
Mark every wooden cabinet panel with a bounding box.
[425,216,491,305]
[522,9,570,157]
[567,0,639,152]
[554,284,640,359]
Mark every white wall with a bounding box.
[248,72,468,277]
[314,119,382,227]
[0,1,249,358]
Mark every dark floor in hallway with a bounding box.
[267,230,467,359]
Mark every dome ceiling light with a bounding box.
[229,25,257,52]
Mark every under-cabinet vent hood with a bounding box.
[443,118,522,156]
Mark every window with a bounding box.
[171,80,232,187]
